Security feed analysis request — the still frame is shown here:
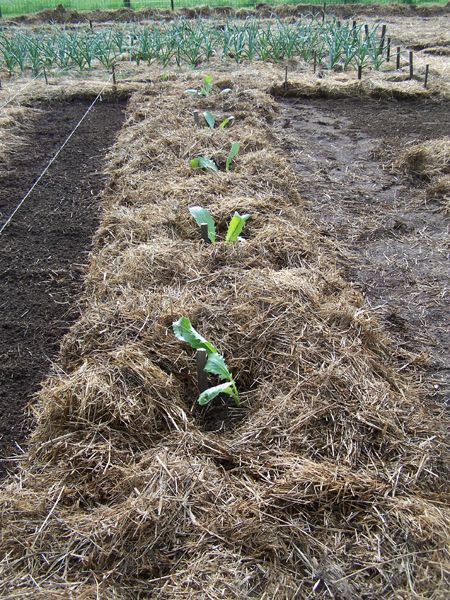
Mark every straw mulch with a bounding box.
[0,69,448,598]
[396,137,450,212]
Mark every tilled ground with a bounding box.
[276,96,450,406]
[0,99,126,476]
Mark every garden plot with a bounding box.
[0,98,126,476]
[274,96,450,407]
[0,66,448,598]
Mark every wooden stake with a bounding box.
[313,51,317,74]
[396,46,401,69]
[200,223,209,243]
[364,24,369,38]
[409,50,414,80]
[386,37,391,62]
[284,66,288,90]
[171,0,175,11]
[196,349,208,394]
[112,64,117,86]
[357,65,362,80]
[193,110,201,127]
[424,64,429,89]
[379,24,386,54]
[43,68,48,85]
[322,2,326,22]
[89,19,93,31]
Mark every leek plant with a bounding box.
[0,20,389,75]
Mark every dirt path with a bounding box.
[0,99,126,475]
[276,97,449,407]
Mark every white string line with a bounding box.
[0,72,42,112]
[0,75,113,236]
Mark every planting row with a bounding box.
[0,17,389,74]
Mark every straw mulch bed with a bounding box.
[0,70,448,598]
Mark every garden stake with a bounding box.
[193,110,201,127]
[386,37,391,62]
[196,349,208,393]
[112,64,117,86]
[284,66,288,91]
[424,64,429,88]
[409,51,414,80]
[396,47,401,69]
[43,68,48,85]
[313,51,317,73]
[357,65,362,80]
[364,24,369,38]
[379,24,386,53]
[200,223,209,243]
[171,0,175,11]
[89,20,93,31]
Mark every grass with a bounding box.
[0,0,448,19]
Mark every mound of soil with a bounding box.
[0,99,126,476]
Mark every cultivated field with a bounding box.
[0,4,449,598]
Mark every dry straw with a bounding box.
[396,137,450,212]
[0,68,448,598]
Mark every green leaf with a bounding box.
[226,141,241,172]
[189,156,218,173]
[200,74,213,96]
[225,212,251,242]
[203,111,215,129]
[198,382,234,406]
[204,352,233,382]
[219,116,234,129]
[189,206,216,243]
[172,317,218,354]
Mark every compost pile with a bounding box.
[0,71,448,598]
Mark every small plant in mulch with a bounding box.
[189,140,241,173]
[189,206,250,243]
[172,316,240,406]
[202,111,235,130]
[185,74,214,97]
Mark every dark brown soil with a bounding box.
[0,98,126,476]
[276,97,450,407]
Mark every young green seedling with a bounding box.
[185,74,213,97]
[203,111,215,129]
[189,207,250,243]
[172,317,240,406]
[219,116,235,129]
[202,112,234,129]
[189,206,216,243]
[226,141,241,172]
[226,212,251,242]
[189,156,218,172]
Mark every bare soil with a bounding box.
[0,99,126,476]
[276,97,450,407]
